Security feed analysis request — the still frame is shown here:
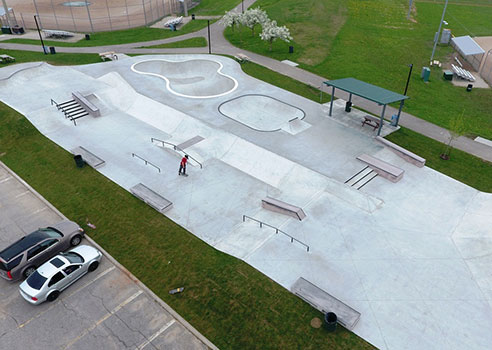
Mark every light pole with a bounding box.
[430,0,448,64]
[207,20,211,54]
[242,0,244,13]
[395,64,413,126]
[34,15,47,54]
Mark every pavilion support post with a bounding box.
[348,93,352,103]
[329,86,335,116]
[395,100,405,126]
[377,104,386,136]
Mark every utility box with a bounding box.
[440,29,451,44]
[421,67,431,82]
[443,70,453,81]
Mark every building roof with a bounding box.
[323,78,408,105]
[451,36,485,56]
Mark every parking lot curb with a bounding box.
[0,161,219,350]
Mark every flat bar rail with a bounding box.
[151,137,202,169]
[242,215,310,252]
[131,153,161,173]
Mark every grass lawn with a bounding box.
[140,37,208,48]
[0,63,374,348]
[0,49,100,66]
[2,20,210,47]
[224,0,492,139]
[191,0,242,16]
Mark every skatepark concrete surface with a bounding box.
[1,54,491,350]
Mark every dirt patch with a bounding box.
[310,317,322,328]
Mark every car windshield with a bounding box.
[61,252,84,264]
[27,271,47,290]
[40,228,63,239]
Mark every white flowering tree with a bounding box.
[259,20,293,51]
[241,7,269,36]
[220,10,243,32]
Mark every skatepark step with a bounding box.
[345,166,378,190]
[356,154,404,183]
[130,183,172,213]
[261,197,306,221]
[71,146,105,168]
[291,277,361,330]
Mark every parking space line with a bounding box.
[0,176,13,183]
[136,319,176,350]
[63,290,143,350]
[14,190,30,198]
[18,266,116,329]
[31,206,48,215]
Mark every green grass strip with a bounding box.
[2,20,210,47]
[140,37,208,49]
[386,127,492,193]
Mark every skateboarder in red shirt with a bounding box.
[179,155,189,176]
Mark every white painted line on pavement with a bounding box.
[0,176,13,184]
[63,290,143,350]
[14,190,30,198]
[136,319,176,350]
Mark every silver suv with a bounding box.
[0,220,85,281]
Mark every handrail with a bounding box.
[50,98,58,107]
[131,153,161,173]
[242,215,310,252]
[151,137,203,169]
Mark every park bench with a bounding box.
[291,277,361,330]
[164,16,183,28]
[71,146,105,168]
[361,115,380,131]
[42,29,74,39]
[72,91,101,117]
[130,183,173,213]
[234,53,251,63]
[99,51,118,61]
[375,136,426,167]
[0,54,15,64]
[357,153,404,183]
[261,197,306,221]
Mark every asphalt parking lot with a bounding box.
[0,161,217,350]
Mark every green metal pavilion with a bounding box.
[323,78,409,135]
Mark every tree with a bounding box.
[220,10,243,32]
[259,20,293,51]
[241,7,269,36]
[440,110,466,160]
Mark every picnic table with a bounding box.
[99,51,118,61]
[361,115,380,131]
[42,29,74,39]
[0,54,15,64]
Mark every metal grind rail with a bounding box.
[131,153,161,173]
[242,215,310,252]
[151,137,203,169]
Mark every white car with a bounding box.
[19,245,102,305]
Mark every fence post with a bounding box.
[104,0,112,30]
[32,0,42,28]
[149,0,153,23]
[68,2,77,31]
[85,1,94,32]
[124,0,131,28]
[50,0,60,29]
[20,13,26,29]
[142,0,147,25]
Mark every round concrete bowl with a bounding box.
[218,94,306,132]
[131,59,238,99]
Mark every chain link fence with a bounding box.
[480,50,492,87]
[11,0,193,33]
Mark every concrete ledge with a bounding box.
[357,153,404,183]
[130,183,172,213]
[291,277,361,330]
[72,146,105,168]
[72,91,101,117]
[376,136,426,167]
[262,196,306,221]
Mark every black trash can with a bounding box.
[1,26,11,34]
[345,101,352,112]
[323,312,337,332]
[289,45,294,53]
[466,84,473,92]
[191,13,195,20]
[49,46,56,54]
[85,34,90,40]
[74,155,85,168]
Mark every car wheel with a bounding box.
[88,261,99,272]
[23,266,36,279]
[47,291,60,302]
[70,234,82,246]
